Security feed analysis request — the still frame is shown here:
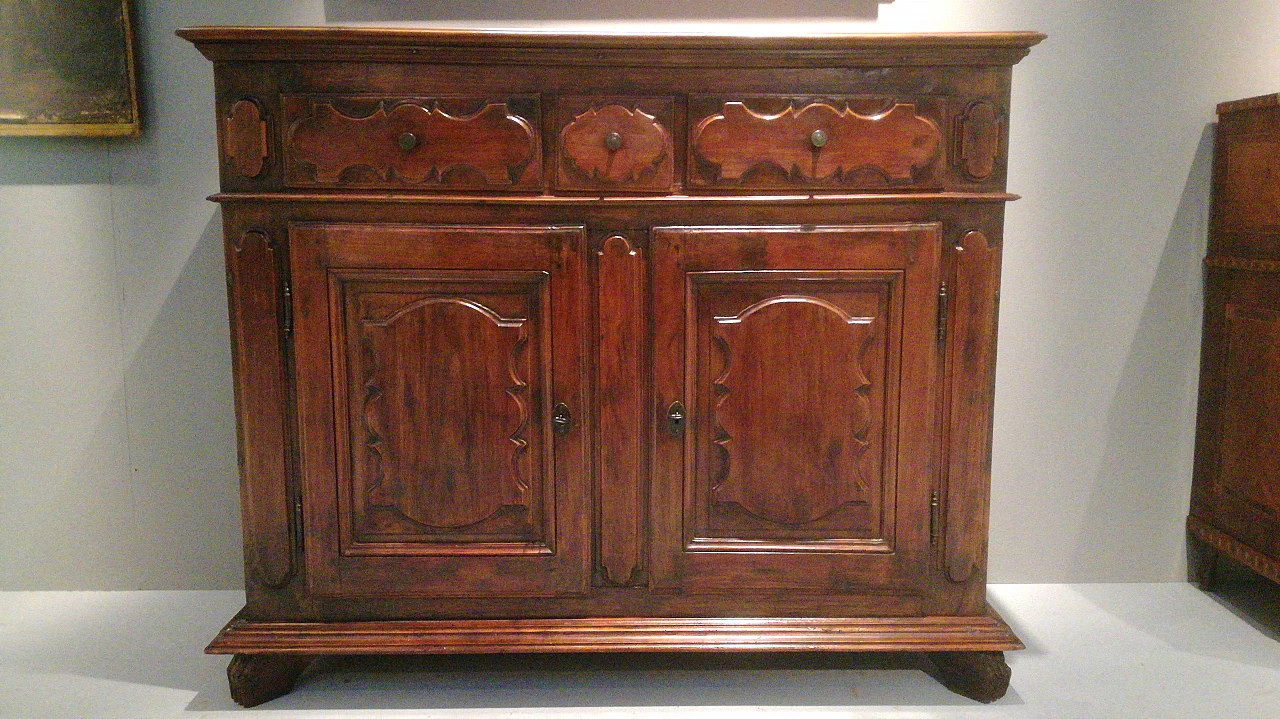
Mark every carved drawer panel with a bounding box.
[555,97,674,192]
[282,95,542,190]
[688,96,945,191]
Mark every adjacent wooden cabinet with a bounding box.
[180,27,1042,707]
[1189,93,1280,591]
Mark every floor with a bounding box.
[1,569,1278,719]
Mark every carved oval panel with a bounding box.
[691,100,942,188]
[558,103,673,190]
[285,97,540,189]
[958,100,1001,180]
[225,99,268,178]
[711,296,877,527]
[357,296,530,531]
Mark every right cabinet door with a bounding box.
[651,224,942,596]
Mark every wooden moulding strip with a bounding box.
[207,606,1023,655]
[207,192,1021,205]
[1187,514,1280,585]
[1203,255,1280,274]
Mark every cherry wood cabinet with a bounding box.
[180,27,1041,707]
[1189,93,1280,590]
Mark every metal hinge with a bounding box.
[930,491,941,546]
[936,282,949,345]
[281,278,294,337]
[292,494,304,553]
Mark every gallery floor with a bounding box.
[2,565,1278,719]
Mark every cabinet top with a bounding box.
[177,26,1044,68]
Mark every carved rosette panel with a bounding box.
[284,97,540,189]
[225,99,269,178]
[345,287,541,543]
[691,100,941,187]
[558,104,673,190]
[957,101,1002,180]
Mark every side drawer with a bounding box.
[688,95,948,192]
[282,95,542,191]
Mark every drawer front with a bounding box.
[688,96,946,191]
[282,95,542,191]
[1211,101,1280,261]
[555,96,675,193]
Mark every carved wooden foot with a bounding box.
[926,650,1011,703]
[226,653,312,707]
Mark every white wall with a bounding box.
[2,0,1278,589]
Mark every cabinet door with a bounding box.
[651,225,941,596]
[290,223,588,598]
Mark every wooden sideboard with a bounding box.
[1189,94,1280,590]
[179,27,1042,707]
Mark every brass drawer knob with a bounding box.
[810,128,829,149]
[604,131,624,152]
[398,132,419,151]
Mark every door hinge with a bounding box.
[936,282,949,345]
[292,494,304,553]
[281,278,294,337]
[930,490,941,546]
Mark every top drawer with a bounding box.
[688,96,958,192]
[280,95,542,191]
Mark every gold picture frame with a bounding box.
[0,0,141,137]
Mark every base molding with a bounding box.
[1188,514,1280,586]
[208,605,1022,655]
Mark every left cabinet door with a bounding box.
[290,222,589,598]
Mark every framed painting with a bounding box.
[0,0,141,137]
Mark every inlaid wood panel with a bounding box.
[651,223,942,593]
[290,223,588,597]
[689,97,942,190]
[282,96,541,190]
[1219,303,1280,518]
[1221,138,1280,232]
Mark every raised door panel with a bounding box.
[651,225,941,596]
[291,223,587,598]
[1219,303,1280,518]
[1199,266,1280,561]
[339,275,547,549]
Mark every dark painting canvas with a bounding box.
[0,0,140,136]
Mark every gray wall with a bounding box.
[2,0,1277,589]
